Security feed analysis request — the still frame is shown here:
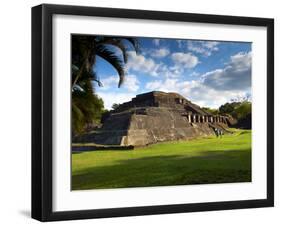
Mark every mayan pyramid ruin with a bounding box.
[74,91,232,146]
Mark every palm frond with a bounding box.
[71,35,140,134]
[122,37,140,53]
[96,45,125,87]
[99,39,128,63]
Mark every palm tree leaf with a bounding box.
[72,64,79,73]
[122,38,140,53]
[71,35,140,134]
[99,39,128,63]
[96,45,125,87]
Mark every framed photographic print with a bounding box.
[32,4,274,221]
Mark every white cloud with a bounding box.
[126,50,197,78]
[187,40,219,57]
[100,74,140,92]
[176,40,184,48]
[97,92,137,110]
[125,51,187,78]
[123,74,140,92]
[202,51,251,91]
[97,74,140,109]
[230,51,252,70]
[144,51,252,108]
[189,71,200,77]
[145,80,164,90]
[146,78,188,94]
[150,48,170,58]
[153,39,160,46]
[166,65,184,78]
[148,64,184,79]
[171,52,199,68]
[179,81,249,108]
[100,76,118,89]
[100,49,251,109]
[145,78,249,108]
[203,41,219,49]
[125,51,160,76]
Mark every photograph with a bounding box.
[71,35,252,190]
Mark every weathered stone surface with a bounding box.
[73,91,231,146]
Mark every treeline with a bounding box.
[72,93,106,134]
[203,101,252,129]
[203,101,251,119]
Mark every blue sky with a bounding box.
[94,37,251,110]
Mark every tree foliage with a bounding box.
[72,88,105,134]
[202,107,219,115]
[71,35,139,134]
[111,103,120,110]
[219,101,251,120]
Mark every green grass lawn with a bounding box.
[72,129,251,190]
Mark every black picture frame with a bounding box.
[32,3,274,222]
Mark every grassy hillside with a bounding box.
[72,129,251,190]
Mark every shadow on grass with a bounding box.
[72,148,251,190]
[72,145,134,153]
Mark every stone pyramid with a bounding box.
[75,91,230,146]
